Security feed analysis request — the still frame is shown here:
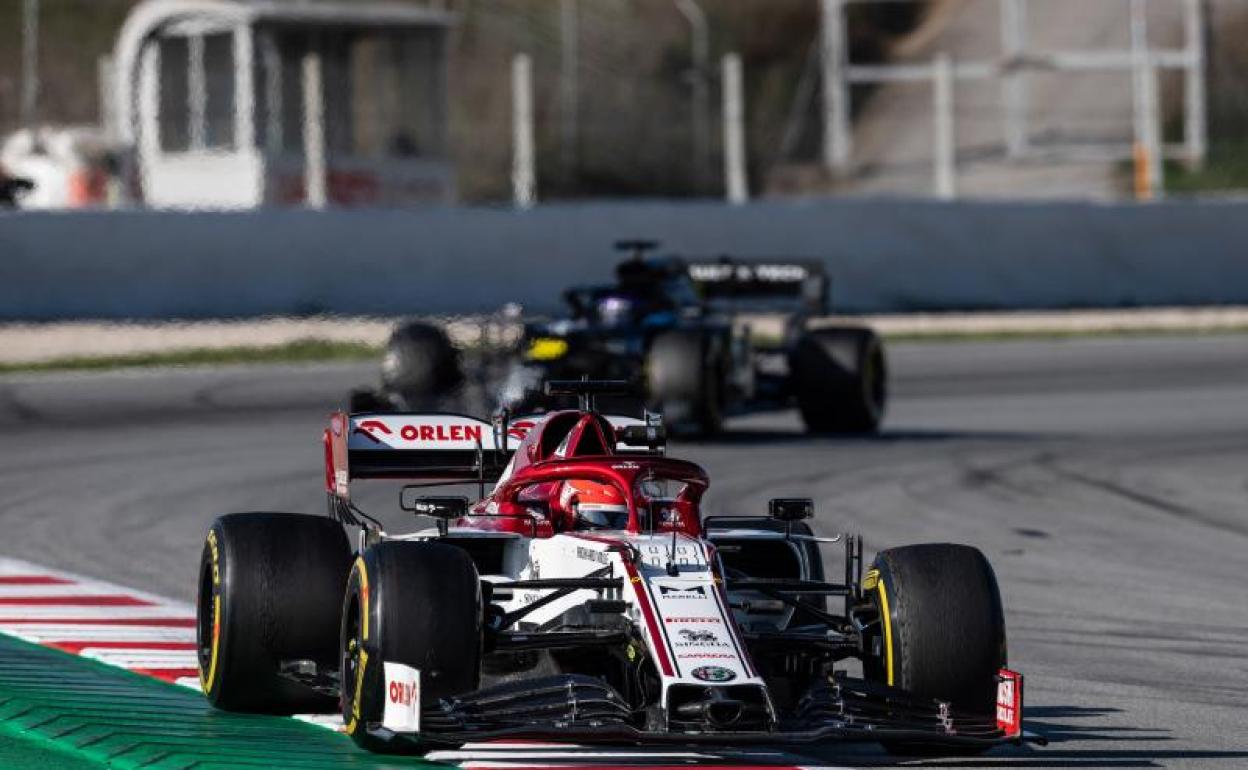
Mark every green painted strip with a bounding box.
[0,634,446,769]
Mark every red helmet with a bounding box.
[560,480,630,530]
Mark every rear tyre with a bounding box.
[790,327,886,434]
[864,543,1006,754]
[380,322,463,409]
[647,329,723,436]
[341,542,482,753]
[197,513,350,713]
[348,387,390,413]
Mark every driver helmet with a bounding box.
[596,295,634,328]
[561,479,630,530]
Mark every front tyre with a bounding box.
[197,513,350,713]
[341,542,482,753]
[863,543,1005,753]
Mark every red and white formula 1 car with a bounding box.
[196,380,1034,755]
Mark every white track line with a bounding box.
[0,624,194,643]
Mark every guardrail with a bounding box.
[1,198,1245,320]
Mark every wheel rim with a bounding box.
[195,543,216,686]
[341,593,361,711]
[861,341,887,423]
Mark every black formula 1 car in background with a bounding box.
[352,242,887,436]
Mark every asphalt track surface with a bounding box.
[1,334,1246,768]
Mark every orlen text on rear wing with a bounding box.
[685,257,829,315]
[324,413,512,503]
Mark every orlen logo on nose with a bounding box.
[388,679,418,705]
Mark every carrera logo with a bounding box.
[659,585,706,597]
[679,653,737,660]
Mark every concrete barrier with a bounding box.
[0,198,1243,320]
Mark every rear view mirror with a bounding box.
[769,498,813,522]
[401,491,469,520]
[618,424,666,450]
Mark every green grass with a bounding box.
[0,338,381,375]
[1166,140,1248,195]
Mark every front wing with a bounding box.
[366,669,1039,751]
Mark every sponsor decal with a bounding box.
[353,420,483,444]
[658,584,706,597]
[507,420,536,440]
[677,628,718,644]
[526,337,569,361]
[680,653,737,660]
[665,616,721,623]
[690,665,737,682]
[862,569,880,591]
[381,662,421,733]
[996,670,1022,736]
[576,547,609,565]
[688,263,808,283]
[612,462,641,470]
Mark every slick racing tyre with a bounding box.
[198,513,351,713]
[647,329,724,436]
[348,387,390,413]
[863,543,1005,753]
[380,322,463,409]
[341,542,482,753]
[790,327,886,434]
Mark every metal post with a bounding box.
[1000,0,1028,158]
[722,53,748,204]
[559,0,579,178]
[188,34,207,150]
[1129,0,1149,157]
[820,0,851,173]
[302,45,327,209]
[933,53,957,200]
[20,0,40,128]
[234,25,255,152]
[1183,0,1207,166]
[512,53,536,209]
[1136,60,1164,200]
[98,55,116,140]
[675,0,710,194]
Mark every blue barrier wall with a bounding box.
[1,198,1242,319]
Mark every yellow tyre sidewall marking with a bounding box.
[200,530,222,692]
[345,557,369,736]
[876,578,895,686]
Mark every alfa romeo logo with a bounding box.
[691,665,736,683]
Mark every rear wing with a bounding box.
[685,257,829,314]
[325,412,512,499]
